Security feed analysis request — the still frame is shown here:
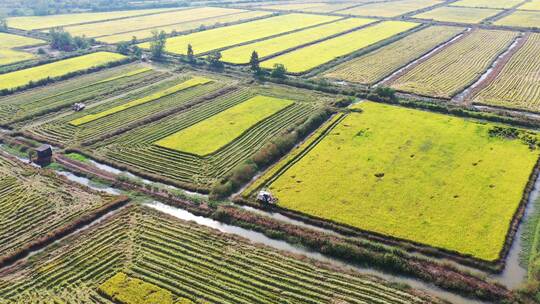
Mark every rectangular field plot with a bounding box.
[141,13,340,55]
[0,205,437,303]
[472,34,540,112]
[519,0,540,10]
[0,153,125,263]
[390,29,517,98]
[413,6,502,23]
[335,0,443,17]
[221,17,375,64]
[6,8,178,30]
[0,52,127,92]
[0,64,168,126]
[260,2,359,13]
[0,32,45,66]
[261,21,419,74]
[323,25,464,84]
[63,7,246,38]
[98,11,272,44]
[451,0,524,9]
[25,75,227,146]
[263,102,539,261]
[494,10,540,27]
[90,86,325,191]
[155,95,293,155]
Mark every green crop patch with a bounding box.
[99,272,174,304]
[70,77,211,126]
[155,95,293,155]
[264,102,539,261]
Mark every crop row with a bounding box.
[91,88,314,191]
[0,64,168,126]
[0,205,436,303]
[472,33,540,111]
[390,29,517,98]
[25,76,223,146]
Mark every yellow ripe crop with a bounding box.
[519,0,540,10]
[451,0,524,9]
[414,6,502,23]
[261,21,419,74]
[0,52,127,91]
[494,10,540,28]
[268,102,539,261]
[336,0,443,17]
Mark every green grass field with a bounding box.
[266,102,539,261]
[261,21,419,73]
[0,52,127,91]
[155,95,293,155]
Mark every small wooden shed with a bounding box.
[33,145,52,167]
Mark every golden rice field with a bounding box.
[0,32,44,49]
[519,0,540,10]
[390,29,517,98]
[413,6,502,23]
[98,11,271,44]
[266,102,539,261]
[494,10,540,28]
[63,7,245,38]
[335,0,443,17]
[0,49,35,66]
[472,34,540,111]
[451,0,524,9]
[141,13,340,55]
[221,17,375,64]
[261,21,419,74]
[6,8,178,30]
[0,52,127,91]
[260,2,359,13]
[155,95,293,155]
[323,25,464,84]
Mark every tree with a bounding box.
[187,44,195,63]
[116,41,130,55]
[249,51,260,74]
[0,18,7,32]
[374,86,396,101]
[130,36,137,45]
[270,63,287,78]
[208,51,223,69]
[132,46,143,59]
[49,28,90,51]
[149,30,167,60]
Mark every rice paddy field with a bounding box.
[98,11,272,44]
[261,21,420,74]
[141,13,340,55]
[519,0,540,10]
[471,33,540,112]
[390,29,517,98]
[0,33,45,66]
[259,2,360,13]
[0,64,168,126]
[451,0,524,9]
[494,10,540,28]
[413,6,502,23]
[25,74,228,146]
[62,7,247,39]
[6,8,179,30]
[89,85,326,191]
[323,25,464,84]
[221,17,375,64]
[0,153,124,264]
[262,102,539,261]
[0,52,127,92]
[0,205,438,303]
[335,0,443,17]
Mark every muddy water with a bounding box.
[147,201,486,304]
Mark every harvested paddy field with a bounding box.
[494,10,540,28]
[261,21,420,74]
[142,13,340,55]
[335,0,443,17]
[6,8,179,30]
[413,6,502,23]
[0,205,439,303]
[472,33,540,112]
[25,74,227,146]
[262,102,540,261]
[221,17,375,64]
[0,153,126,266]
[0,64,168,126]
[89,85,327,191]
[390,29,517,98]
[323,25,464,84]
[0,52,127,92]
